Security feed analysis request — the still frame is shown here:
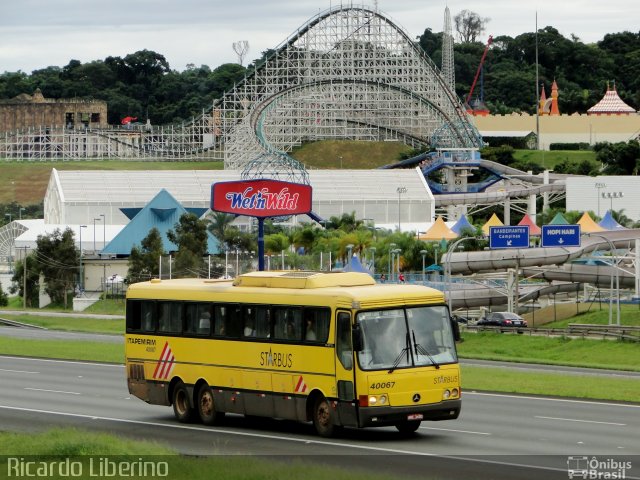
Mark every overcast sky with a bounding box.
[1,0,638,74]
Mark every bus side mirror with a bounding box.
[450,317,461,342]
[352,324,363,352]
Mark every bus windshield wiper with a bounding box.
[388,332,411,373]
[412,330,440,369]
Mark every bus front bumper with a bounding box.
[357,399,461,428]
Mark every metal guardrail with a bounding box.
[464,324,640,342]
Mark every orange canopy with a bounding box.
[577,212,605,233]
[481,213,504,236]
[418,216,458,241]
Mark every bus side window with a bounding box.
[336,312,353,370]
[304,308,330,343]
[184,303,198,335]
[158,302,183,334]
[274,308,302,341]
[197,304,212,336]
[141,301,155,332]
[225,304,242,338]
[214,305,227,336]
[126,300,142,331]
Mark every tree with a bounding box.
[35,228,78,309]
[9,254,40,307]
[207,212,236,244]
[167,213,209,278]
[0,281,8,307]
[454,10,489,43]
[127,228,165,283]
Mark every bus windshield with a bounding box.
[356,305,457,371]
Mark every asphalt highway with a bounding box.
[0,355,638,479]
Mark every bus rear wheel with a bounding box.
[197,384,223,426]
[395,420,421,435]
[172,381,195,423]
[312,396,336,437]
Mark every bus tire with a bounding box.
[172,381,194,423]
[395,420,421,435]
[197,383,223,426]
[312,396,336,437]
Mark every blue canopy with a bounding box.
[451,215,475,235]
[598,210,626,230]
[343,255,373,275]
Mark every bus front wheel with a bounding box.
[395,420,421,435]
[197,384,223,426]
[172,381,194,423]
[312,396,336,437]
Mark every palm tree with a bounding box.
[207,212,235,243]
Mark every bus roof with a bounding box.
[126,271,445,308]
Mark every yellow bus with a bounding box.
[125,271,461,437]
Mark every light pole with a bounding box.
[369,247,376,274]
[339,156,343,169]
[79,225,87,291]
[602,191,623,214]
[585,232,620,325]
[93,217,101,253]
[19,207,25,220]
[5,214,13,273]
[392,248,402,281]
[346,243,354,269]
[99,214,105,252]
[420,249,427,283]
[396,186,407,232]
[595,182,607,217]
[388,243,396,279]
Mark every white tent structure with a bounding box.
[43,168,435,229]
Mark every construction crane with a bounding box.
[466,35,493,106]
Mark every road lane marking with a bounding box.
[465,391,640,408]
[24,388,81,396]
[419,426,491,435]
[0,368,39,374]
[0,355,123,368]
[0,404,567,475]
[534,415,626,426]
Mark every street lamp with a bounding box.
[368,247,376,274]
[5,214,13,273]
[595,182,607,217]
[396,186,407,232]
[346,243,354,268]
[388,243,396,279]
[93,217,101,253]
[602,191,623,214]
[99,213,105,252]
[584,232,620,325]
[79,225,87,291]
[392,248,402,282]
[19,207,25,220]
[420,249,427,283]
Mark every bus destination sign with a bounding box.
[211,179,312,218]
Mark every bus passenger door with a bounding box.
[335,311,357,427]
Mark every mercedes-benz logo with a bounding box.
[412,393,421,403]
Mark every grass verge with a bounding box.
[457,332,640,371]
[0,428,405,480]
[0,337,123,363]
[461,365,639,403]
[0,313,123,334]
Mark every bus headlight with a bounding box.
[451,388,459,397]
[360,394,389,407]
[443,389,451,400]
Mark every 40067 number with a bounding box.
[370,381,395,390]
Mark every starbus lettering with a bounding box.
[260,348,293,369]
[225,187,299,212]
